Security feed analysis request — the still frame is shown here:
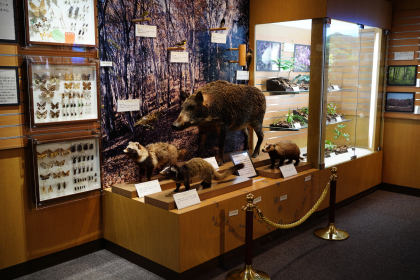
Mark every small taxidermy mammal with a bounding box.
[160,158,245,192]
[124,142,187,182]
[261,141,304,169]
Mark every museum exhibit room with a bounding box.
[1,0,420,279]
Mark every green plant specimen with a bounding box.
[300,107,308,114]
[273,108,306,125]
[325,140,335,151]
[333,124,350,146]
[327,103,337,115]
[292,74,310,84]
[271,40,295,79]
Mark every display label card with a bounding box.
[100,61,113,67]
[336,116,342,122]
[135,179,162,198]
[293,122,301,128]
[136,25,157,37]
[394,51,414,60]
[359,113,364,118]
[279,164,298,178]
[229,210,239,217]
[280,195,287,201]
[211,33,227,44]
[0,68,19,105]
[230,151,258,178]
[253,196,262,204]
[0,0,16,41]
[117,99,140,112]
[284,43,294,52]
[305,175,311,182]
[292,86,300,92]
[173,189,201,210]
[203,157,219,170]
[236,71,249,80]
[333,85,340,90]
[171,52,189,63]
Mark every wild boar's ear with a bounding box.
[180,91,189,102]
[195,91,204,102]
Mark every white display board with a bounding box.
[0,0,17,42]
[25,0,97,46]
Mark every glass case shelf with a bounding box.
[264,118,351,132]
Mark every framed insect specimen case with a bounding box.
[26,57,99,127]
[30,135,102,204]
[24,0,98,47]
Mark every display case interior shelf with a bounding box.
[31,135,102,204]
[24,0,98,47]
[26,58,100,127]
[264,118,351,131]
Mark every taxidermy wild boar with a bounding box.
[160,158,245,192]
[123,142,187,182]
[172,81,266,166]
[261,141,304,169]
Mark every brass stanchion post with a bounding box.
[313,167,349,240]
[226,194,270,280]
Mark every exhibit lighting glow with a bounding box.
[368,30,380,150]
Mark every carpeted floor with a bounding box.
[16,190,420,280]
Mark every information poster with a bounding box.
[0,0,17,42]
[0,67,19,106]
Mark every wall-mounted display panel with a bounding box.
[0,0,18,43]
[0,66,20,106]
[385,92,415,113]
[26,57,99,127]
[24,0,98,47]
[31,135,101,204]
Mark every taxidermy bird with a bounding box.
[140,11,148,17]
[174,40,186,47]
[220,17,225,28]
[246,48,253,71]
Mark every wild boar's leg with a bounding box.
[198,130,209,157]
[252,123,264,158]
[241,127,250,151]
[217,126,228,166]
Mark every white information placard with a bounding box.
[135,180,162,198]
[229,210,239,217]
[203,157,219,170]
[293,122,301,128]
[253,196,262,204]
[292,86,300,92]
[230,151,258,178]
[136,25,157,38]
[279,164,298,178]
[336,116,342,122]
[0,68,19,105]
[305,175,311,182]
[236,71,249,80]
[100,61,113,67]
[211,33,227,44]
[173,189,201,210]
[280,195,287,201]
[171,52,189,63]
[394,51,414,61]
[117,99,140,112]
[0,0,16,42]
[332,85,340,90]
[359,113,364,118]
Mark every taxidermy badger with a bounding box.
[261,141,304,169]
[123,142,187,182]
[171,81,266,166]
[160,158,245,192]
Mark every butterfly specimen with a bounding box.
[50,74,60,84]
[53,172,62,179]
[50,110,60,118]
[42,17,48,23]
[40,84,56,98]
[48,185,53,193]
[40,161,54,169]
[65,73,73,81]
[73,82,81,89]
[71,144,76,153]
[83,143,88,150]
[36,150,49,159]
[73,74,81,81]
[64,82,73,89]
[82,74,90,81]
[37,102,46,110]
[174,40,187,47]
[75,7,79,16]
[40,173,51,180]
[34,22,42,29]
[84,94,91,98]
[34,73,47,85]
[83,82,91,90]
[61,147,71,156]
[36,110,47,119]
[62,170,70,177]
[48,149,59,158]
[29,0,47,17]
[68,6,74,16]
[55,160,65,166]
[51,102,59,109]
[89,143,94,150]
[40,32,52,39]
[77,143,83,152]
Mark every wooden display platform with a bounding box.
[144,175,252,210]
[112,177,176,198]
[256,162,312,179]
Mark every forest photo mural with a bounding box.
[98,0,250,187]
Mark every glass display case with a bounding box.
[30,135,102,204]
[24,0,98,47]
[25,56,100,127]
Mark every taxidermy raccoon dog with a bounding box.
[123,142,187,182]
[261,141,304,169]
[160,158,245,192]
